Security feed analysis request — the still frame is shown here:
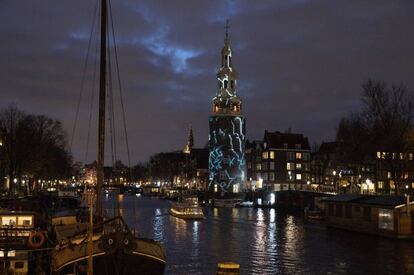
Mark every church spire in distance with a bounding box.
[183,125,194,154]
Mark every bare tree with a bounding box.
[337,80,414,195]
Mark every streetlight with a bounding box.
[332,170,337,194]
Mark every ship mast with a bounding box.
[96,0,107,217]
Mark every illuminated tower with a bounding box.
[208,22,246,195]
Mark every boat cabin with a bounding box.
[323,194,414,239]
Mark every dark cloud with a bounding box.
[1,0,413,164]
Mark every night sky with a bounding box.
[1,0,414,165]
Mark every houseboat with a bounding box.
[212,198,242,208]
[323,194,414,239]
[0,210,48,274]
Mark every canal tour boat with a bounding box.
[51,0,167,273]
[170,197,205,220]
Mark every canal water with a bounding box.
[103,194,414,275]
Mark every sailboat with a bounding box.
[51,0,166,274]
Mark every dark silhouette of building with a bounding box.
[246,130,311,191]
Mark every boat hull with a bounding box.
[169,208,204,220]
[52,235,166,275]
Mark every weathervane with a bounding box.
[225,19,230,40]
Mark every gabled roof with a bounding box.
[263,130,311,150]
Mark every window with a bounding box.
[378,181,384,189]
[287,152,295,160]
[295,144,301,149]
[247,162,252,169]
[328,204,334,216]
[262,151,269,159]
[345,205,352,218]
[262,173,268,180]
[335,204,343,217]
[219,171,226,180]
[214,184,218,192]
[14,262,24,269]
[269,162,275,170]
[287,162,294,171]
[378,209,394,231]
[296,174,302,180]
[283,143,288,149]
[256,163,262,170]
[296,163,302,170]
[269,173,275,181]
[262,162,268,170]
[387,172,392,179]
[296,152,302,160]
[269,151,275,159]
[410,153,413,160]
[377,152,381,159]
[287,172,294,181]
[303,153,310,161]
[224,80,228,89]
[363,207,371,221]
[233,184,239,193]
[256,173,261,180]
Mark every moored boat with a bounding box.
[170,197,204,220]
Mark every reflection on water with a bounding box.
[103,194,414,275]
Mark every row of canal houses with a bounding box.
[246,130,414,196]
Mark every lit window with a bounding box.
[262,151,269,159]
[286,162,294,171]
[390,181,395,189]
[269,151,275,159]
[412,182,414,189]
[410,153,413,160]
[214,184,218,192]
[387,172,391,179]
[296,163,302,170]
[296,153,302,159]
[233,184,239,193]
[378,209,394,231]
[256,163,262,170]
[296,174,302,180]
[378,181,384,189]
[377,152,381,159]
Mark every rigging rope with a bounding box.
[108,0,133,180]
[84,0,101,164]
[70,0,99,154]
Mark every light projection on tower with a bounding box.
[208,21,246,194]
